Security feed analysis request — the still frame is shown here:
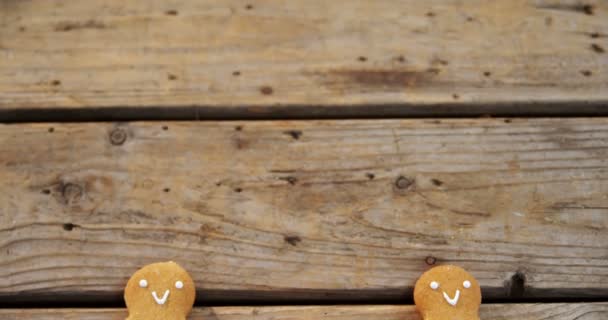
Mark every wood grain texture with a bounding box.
[1,118,608,301]
[1,304,608,320]
[1,0,607,116]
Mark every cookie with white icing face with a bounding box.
[414,265,481,320]
[125,261,195,320]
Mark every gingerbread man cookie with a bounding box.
[124,261,196,320]
[414,265,481,320]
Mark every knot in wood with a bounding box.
[109,128,127,145]
[395,176,414,190]
[62,183,83,204]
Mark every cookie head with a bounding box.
[125,261,195,320]
[414,265,481,320]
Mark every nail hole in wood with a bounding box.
[425,255,437,265]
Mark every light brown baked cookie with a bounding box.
[124,261,196,320]
[414,265,481,320]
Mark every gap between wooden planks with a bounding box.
[0,0,607,117]
[1,304,608,320]
[0,118,607,302]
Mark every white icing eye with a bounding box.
[430,281,439,290]
[139,279,148,288]
[463,280,471,288]
[175,280,184,289]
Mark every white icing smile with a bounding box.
[443,289,460,306]
[152,290,170,305]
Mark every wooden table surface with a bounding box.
[1,1,607,319]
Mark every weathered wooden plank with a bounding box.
[1,119,608,302]
[1,0,607,118]
[2,304,608,320]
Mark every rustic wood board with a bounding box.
[1,0,607,118]
[1,119,608,302]
[1,304,608,320]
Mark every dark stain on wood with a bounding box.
[431,57,449,66]
[430,178,443,186]
[507,271,527,298]
[260,86,274,95]
[284,235,302,246]
[320,68,439,90]
[279,176,298,185]
[591,43,605,54]
[536,3,594,15]
[54,20,107,32]
[62,223,79,231]
[283,130,302,140]
[587,32,606,39]
[233,137,249,149]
